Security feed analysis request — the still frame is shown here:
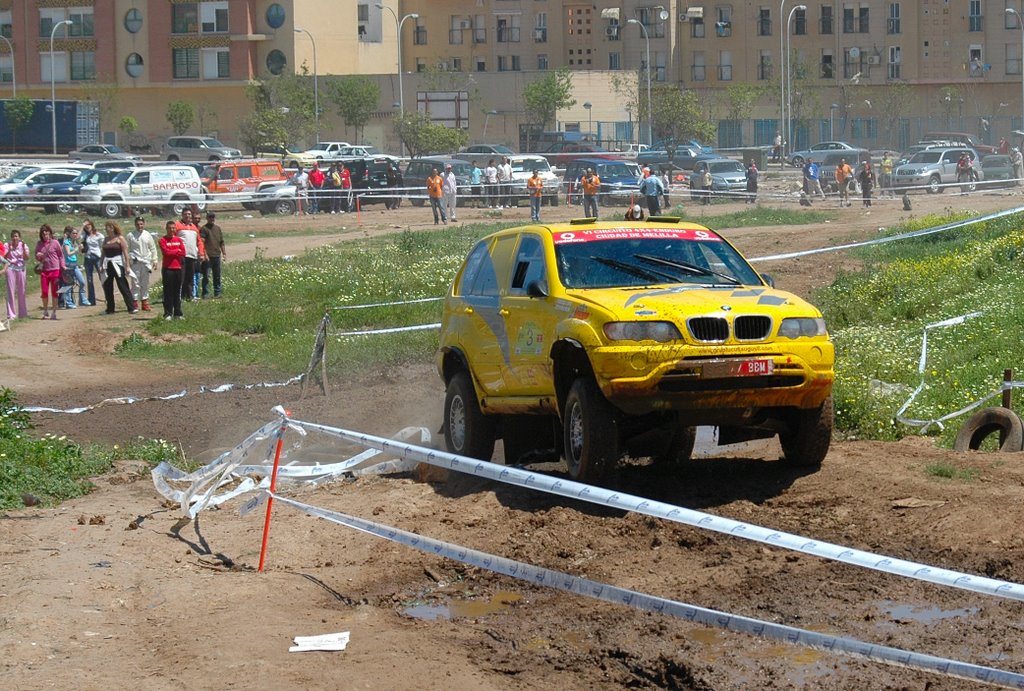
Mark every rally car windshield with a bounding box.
[554,228,762,289]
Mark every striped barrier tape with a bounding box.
[329,322,441,337]
[271,493,1024,689]
[289,416,1024,603]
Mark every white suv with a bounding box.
[507,154,560,207]
[303,141,351,159]
[80,165,206,218]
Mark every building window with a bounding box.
[538,54,548,70]
[497,17,521,42]
[70,50,95,80]
[125,53,144,78]
[794,7,807,34]
[41,52,68,82]
[266,49,286,75]
[821,50,834,78]
[512,55,521,71]
[1008,42,1022,75]
[820,5,833,34]
[451,57,462,71]
[608,52,619,69]
[0,55,11,83]
[498,55,508,71]
[450,16,464,44]
[844,5,868,33]
[758,51,772,80]
[969,46,985,76]
[718,50,732,80]
[691,17,705,37]
[692,51,706,81]
[172,4,198,34]
[653,51,665,80]
[416,58,425,73]
[843,48,862,77]
[473,15,486,43]
[124,8,143,33]
[173,48,200,79]
[757,7,771,36]
[200,2,228,33]
[637,6,667,38]
[266,3,286,30]
[69,9,95,37]
[1008,1,1022,29]
[476,57,486,71]
[41,8,93,37]
[202,48,229,79]
[414,24,427,45]
[887,3,900,34]
[968,1,982,31]
[715,6,732,36]
[888,46,901,79]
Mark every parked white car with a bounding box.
[0,167,85,211]
[80,165,206,217]
[303,141,352,159]
[507,154,560,206]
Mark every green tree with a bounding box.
[165,100,195,135]
[237,109,289,155]
[4,96,34,153]
[327,76,380,142]
[522,66,576,150]
[247,71,316,147]
[393,111,467,158]
[875,81,913,148]
[649,85,714,153]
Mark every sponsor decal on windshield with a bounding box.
[552,228,722,244]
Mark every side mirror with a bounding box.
[760,273,775,288]
[526,280,549,298]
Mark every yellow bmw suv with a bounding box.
[437,217,835,483]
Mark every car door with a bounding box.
[457,236,517,396]
[501,233,558,398]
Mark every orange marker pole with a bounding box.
[257,418,289,572]
[356,195,361,224]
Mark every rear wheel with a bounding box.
[563,377,619,483]
[444,371,496,460]
[2,197,18,212]
[55,201,75,214]
[271,198,295,215]
[170,195,189,216]
[101,199,122,218]
[779,398,833,468]
[926,175,942,194]
[791,155,805,167]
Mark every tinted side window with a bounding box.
[510,235,546,294]
[133,172,150,184]
[218,168,233,180]
[237,166,253,178]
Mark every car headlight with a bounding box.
[778,317,827,338]
[604,321,682,342]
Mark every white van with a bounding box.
[80,165,206,218]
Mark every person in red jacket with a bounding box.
[308,162,325,213]
[159,220,186,320]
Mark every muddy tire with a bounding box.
[563,378,619,483]
[780,397,833,468]
[953,407,1024,452]
[444,371,496,460]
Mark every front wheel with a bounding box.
[563,377,620,483]
[444,371,496,460]
[55,201,75,214]
[2,197,18,212]
[170,196,189,216]
[271,198,295,215]
[790,155,805,167]
[926,175,942,194]
[101,199,122,218]
[779,397,833,468]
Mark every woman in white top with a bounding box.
[81,219,104,306]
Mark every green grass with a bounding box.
[924,461,981,481]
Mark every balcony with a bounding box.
[497,26,520,43]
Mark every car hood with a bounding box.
[568,284,821,322]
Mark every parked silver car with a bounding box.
[68,144,142,162]
[892,147,980,194]
[689,158,747,198]
[162,136,241,162]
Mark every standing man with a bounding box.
[307,162,325,213]
[699,167,713,205]
[835,158,853,206]
[340,164,352,212]
[498,156,513,208]
[744,159,759,204]
[175,209,200,301]
[879,152,894,197]
[527,169,544,222]
[857,161,875,207]
[773,131,783,163]
[200,212,225,298]
[292,165,308,215]
[1013,148,1024,186]
[328,164,343,213]
[806,160,825,199]
[470,160,483,208]
[426,167,447,224]
[484,158,498,208]
[441,164,458,222]
[638,167,664,215]
[127,216,157,311]
[580,167,601,219]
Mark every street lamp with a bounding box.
[294,28,319,144]
[0,35,14,97]
[829,103,839,140]
[1007,8,1024,130]
[786,5,806,156]
[50,19,71,155]
[626,18,652,146]
[583,101,592,141]
[376,4,419,156]
[483,109,497,140]
[779,0,787,165]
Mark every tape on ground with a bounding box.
[272,494,1024,689]
[290,417,1024,603]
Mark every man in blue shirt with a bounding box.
[469,160,483,208]
[805,160,825,200]
[638,168,664,215]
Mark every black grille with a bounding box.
[688,317,728,342]
[734,315,772,341]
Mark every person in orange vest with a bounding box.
[527,169,544,222]
[579,167,601,219]
[426,167,447,224]
[835,158,854,207]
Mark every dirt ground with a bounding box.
[3,180,1024,689]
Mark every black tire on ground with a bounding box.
[411,198,425,207]
[170,196,189,216]
[502,414,557,465]
[563,377,620,483]
[101,200,122,218]
[444,371,496,460]
[271,198,295,215]
[926,175,942,194]
[55,201,75,214]
[953,407,1024,452]
[653,425,697,465]
[779,397,834,468]
[791,155,805,167]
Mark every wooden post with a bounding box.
[1003,368,1014,410]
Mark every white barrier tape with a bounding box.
[329,322,441,337]
[328,296,443,310]
[751,204,1024,262]
[288,417,1024,602]
[24,375,303,415]
[272,493,1024,689]
[893,310,1024,430]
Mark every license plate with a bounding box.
[701,358,774,379]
